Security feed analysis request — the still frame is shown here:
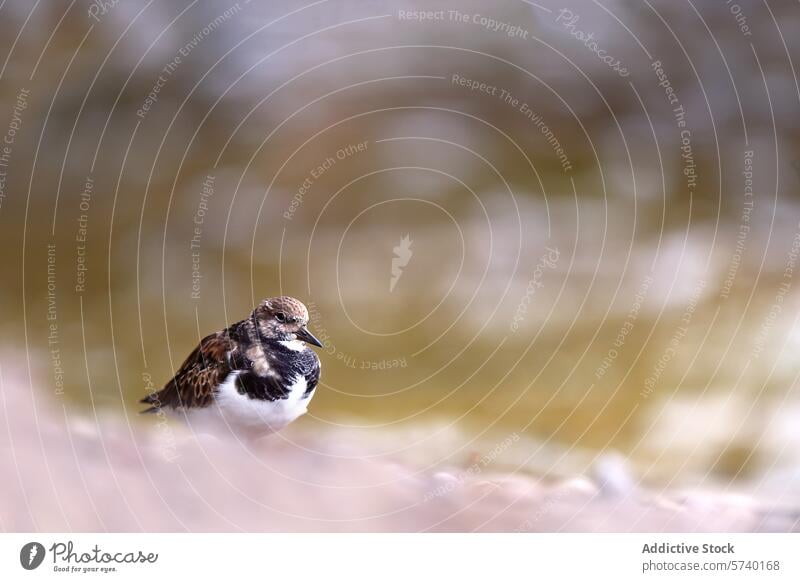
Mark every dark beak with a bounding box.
[296,326,323,347]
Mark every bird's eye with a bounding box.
[275,312,286,322]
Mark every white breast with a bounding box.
[278,340,306,352]
[184,371,314,439]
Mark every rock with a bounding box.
[591,451,638,498]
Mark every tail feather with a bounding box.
[139,393,161,414]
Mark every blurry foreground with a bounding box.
[1,363,797,532]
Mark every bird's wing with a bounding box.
[140,332,234,412]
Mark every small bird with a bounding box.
[141,296,323,440]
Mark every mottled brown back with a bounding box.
[140,332,233,411]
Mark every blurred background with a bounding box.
[2,0,800,513]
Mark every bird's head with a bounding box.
[253,296,322,347]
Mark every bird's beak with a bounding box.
[296,326,323,347]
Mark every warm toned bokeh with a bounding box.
[1,0,799,527]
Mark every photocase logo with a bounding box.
[19,542,46,570]
[390,234,413,292]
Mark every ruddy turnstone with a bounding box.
[141,296,323,439]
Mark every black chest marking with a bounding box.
[229,337,321,402]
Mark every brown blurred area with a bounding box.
[2,0,800,527]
